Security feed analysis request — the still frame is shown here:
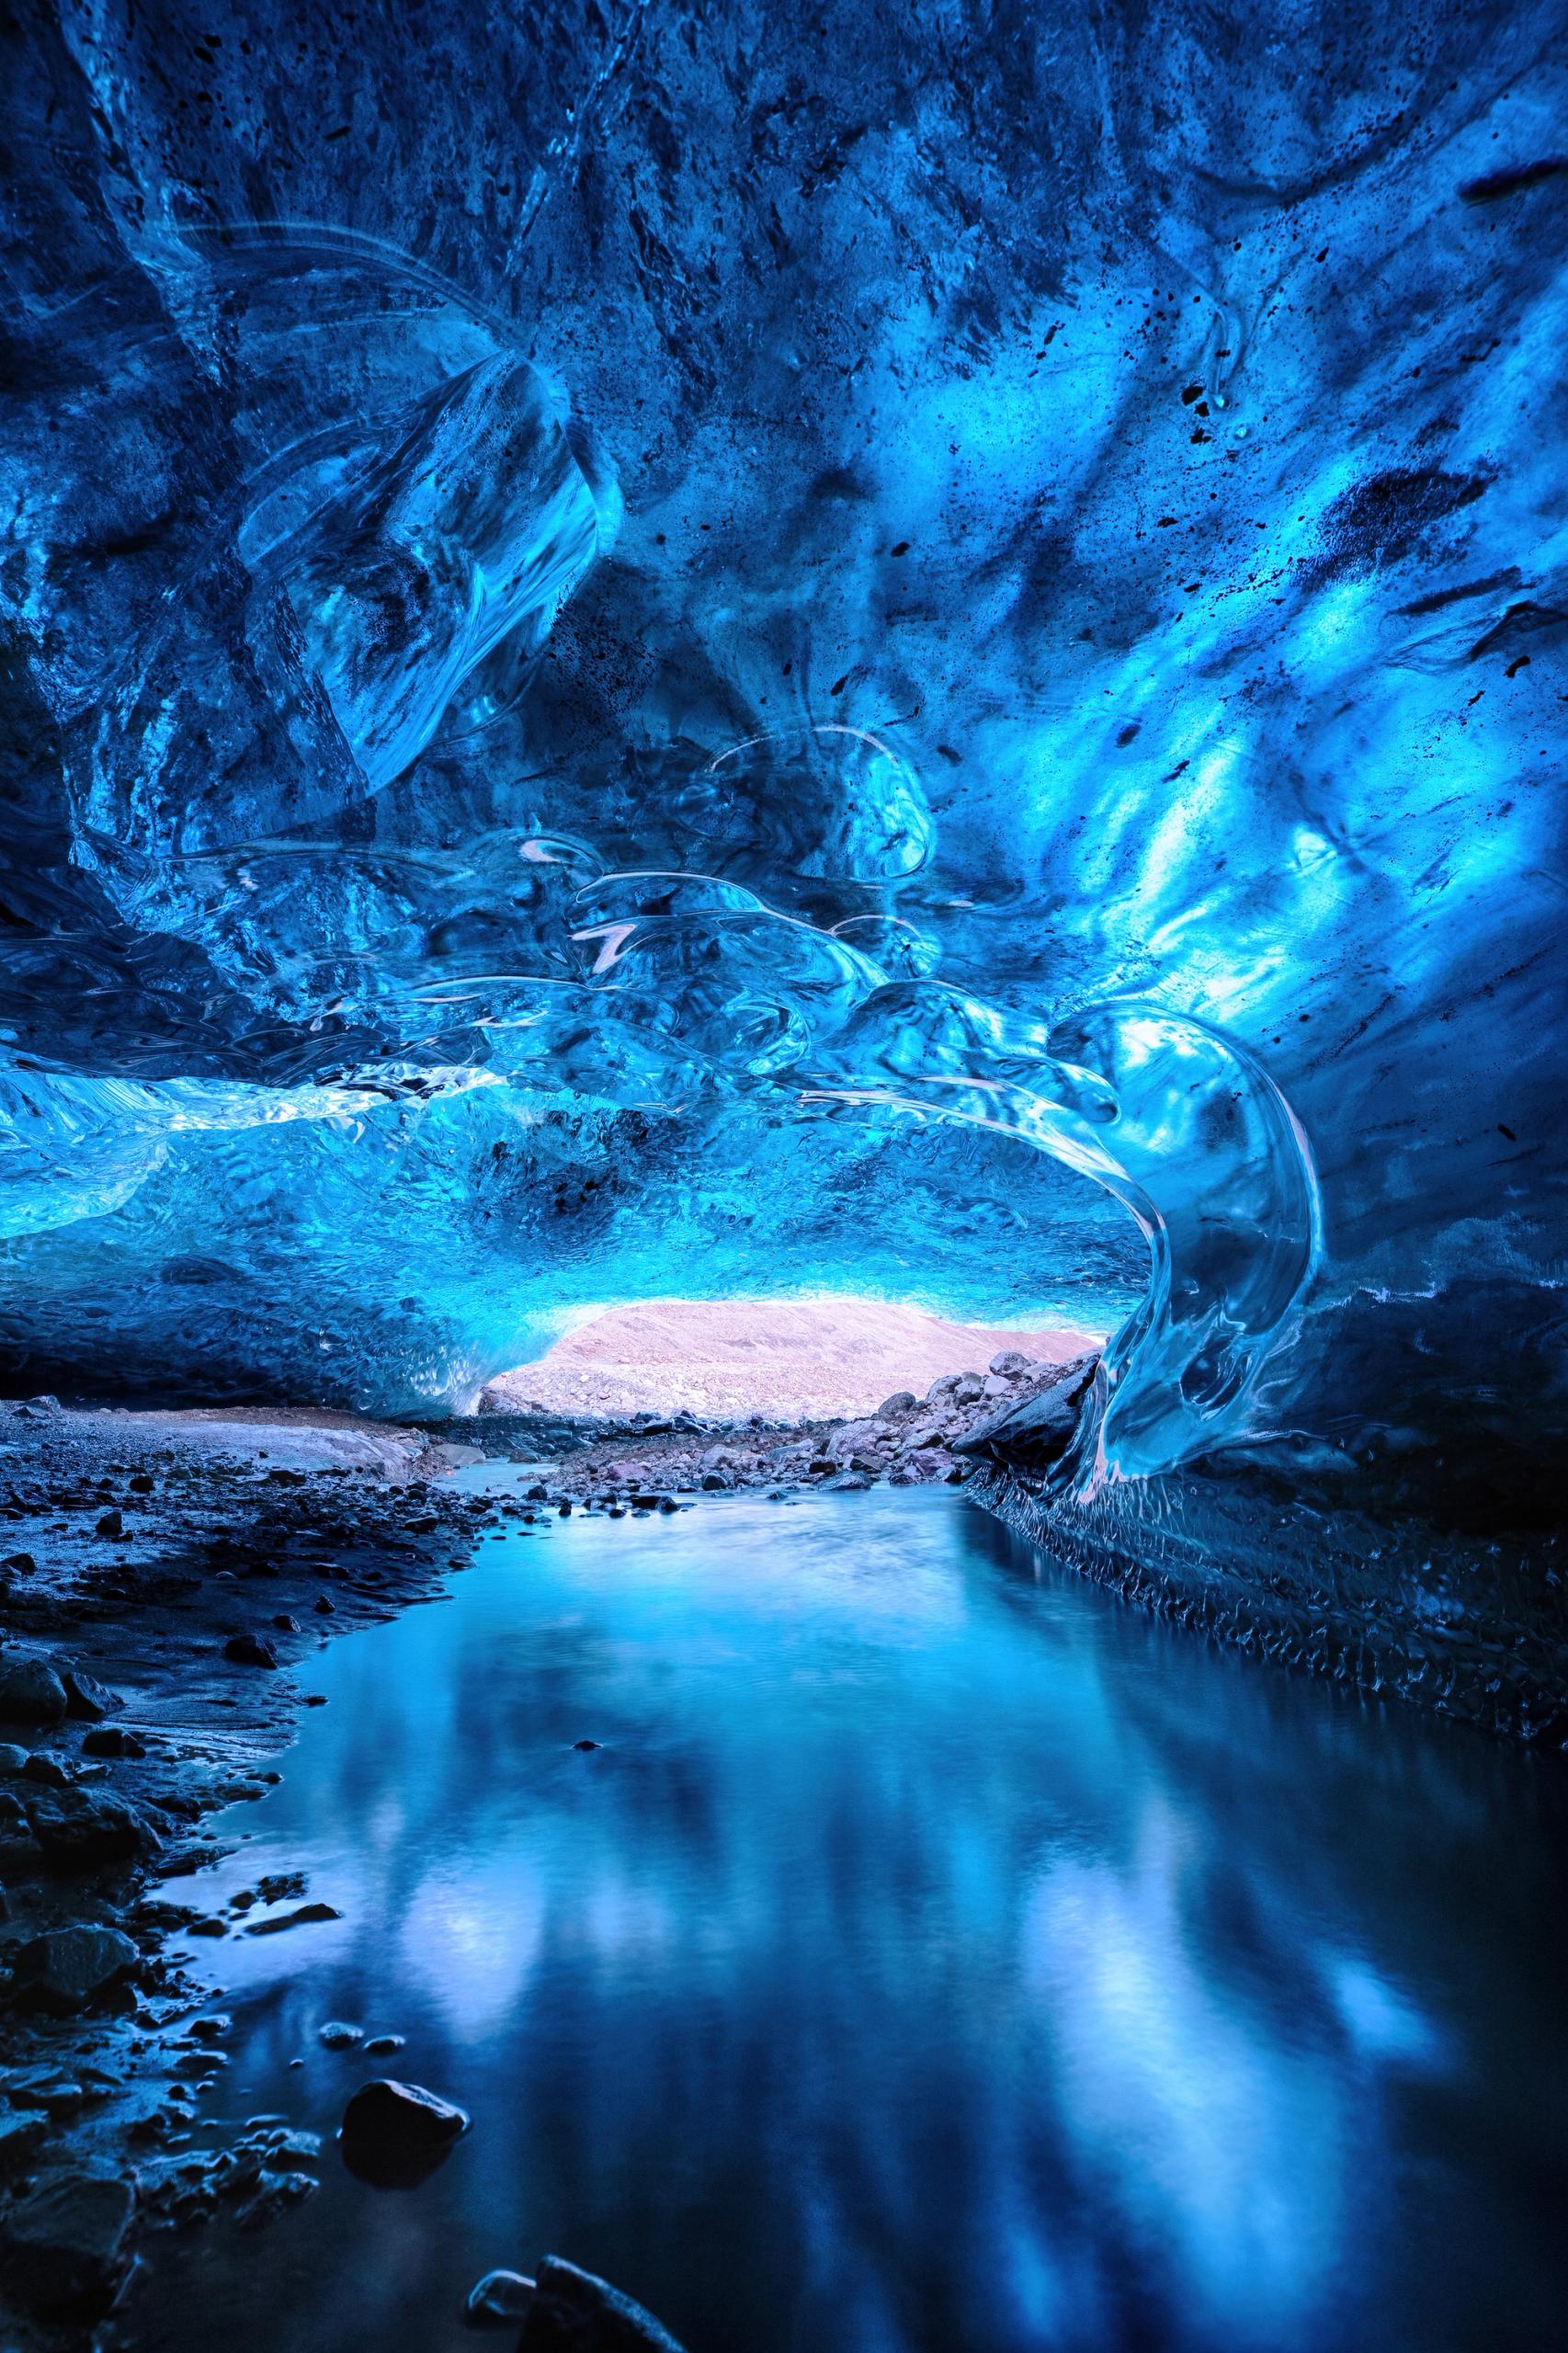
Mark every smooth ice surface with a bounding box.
[137,1490,1568,2353]
[2,5,1565,1494]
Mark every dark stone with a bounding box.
[362,2032,404,2055]
[951,1356,1098,1472]
[0,2169,135,2321]
[318,2019,363,2049]
[223,1632,279,1668]
[0,1657,69,1727]
[95,1509,123,1538]
[877,1391,917,1416]
[272,1613,301,1631]
[574,1739,601,1752]
[24,1785,155,1868]
[21,1750,70,1785]
[2,1551,38,1574]
[517,2255,688,2350]
[339,2077,470,2188]
[464,2267,536,2328]
[0,2110,50,2175]
[63,1667,122,1722]
[11,1924,139,2015]
[82,1725,147,1758]
[244,1901,341,1935]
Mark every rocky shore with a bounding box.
[0,1356,1092,2347]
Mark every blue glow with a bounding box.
[0,4,1562,1507]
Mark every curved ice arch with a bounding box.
[807,985,1323,1486]
[574,881,1321,1485]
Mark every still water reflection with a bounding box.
[138,1488,1568,2352]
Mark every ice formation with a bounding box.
[1,6,1564,1535]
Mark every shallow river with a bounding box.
[134,1485,1568,2352]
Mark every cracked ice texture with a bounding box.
[0,2,1563,1509]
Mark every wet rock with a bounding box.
[339,2077,470,2188]
[95,1509,123,1538]
[244,1901,341,1935]
[223,1632,279,1668]
[0,2110,51,2174]
[10,1924,138,2016]
[3,1551,38,1574]
[362,2032,404,2055]
[319,2019,364,2049]
[25,1784,156,1867]
[82,1725,147,1758]
[0,1657,69,1728]
[0,1742,26,1772]
[0,2168,135,2321]
[952,1356,1098,1472]
[517,2254,688,2350]
[464,2266,537,2327]
[21,1750,71,1785]
[272,1613,301,1632]
[63,1667,122,1722]
[234,2168,318,2229]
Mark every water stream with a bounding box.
[131,1485,1568,2352]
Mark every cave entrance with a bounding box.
[478,1296,1107,1423]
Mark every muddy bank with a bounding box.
[0,1399,500,2343]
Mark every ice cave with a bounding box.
[0,3,1564,2348]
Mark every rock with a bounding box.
[62,1668,122,1722]
[94,1509,123,1538]
[952,1355,1098,1472]
[234,2168,318,2229]
[272,1613,301,1632]
[0,2168,135,2320]
[318,2020,363,2049]
[244,1901,341,1935]
[0,1789,28,1836]
[3,1551,38,1574]
[0,1657,69,1728]
[574,1739,601,1752]
[464,2267,537,2327]
[223,1632,279,1668]
[988,1350,1031,1377]
[951,1371,986,1404]
[0,1742,26,1772]
[0,2109,50,2174]
[338,2078,470,2188]
[362,2033,404,2055]
[24,1784,155,1867]
[981,1371,1011,1397]
[21,1751,71,1785]
[518,2254,688,2350]
[876,1391,917,1417]
[11,1924,139,2014]
[82,1725,146,1758]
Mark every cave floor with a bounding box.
[40,1477,1568,2353]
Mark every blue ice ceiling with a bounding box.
[1,3,1563,1499]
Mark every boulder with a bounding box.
[81,1725,146,1758]
[988,1350,1032,1377]
[0,2169,135,2320]
[876,1391,917,1417]
[11,1924,139,2015]
[952,1356,1098,1472]
[24,1784,156,1868]
[223,1632,278,1668]
[0,2109,50,2175]
[63,1668,123,1722]
[0,1657,69,1728]
[518,2255,688,2350]
[339,2077,470,2188]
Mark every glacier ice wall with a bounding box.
[1,2,1564,1517]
